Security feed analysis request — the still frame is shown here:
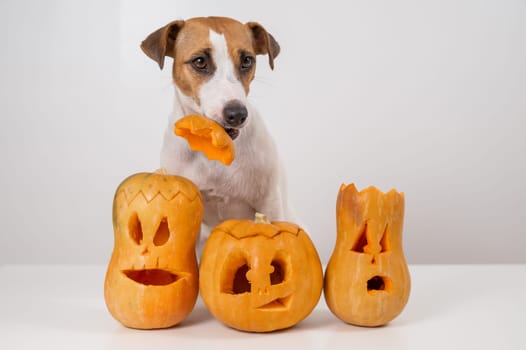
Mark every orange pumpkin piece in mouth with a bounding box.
[174,114,235,165]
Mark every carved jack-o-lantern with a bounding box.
[199,214,323,332]
[104,172,203,329]
[324,184,410,327]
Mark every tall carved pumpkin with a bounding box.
[104,172,203,329]
[324,184,410,326]
[199,214,323,332]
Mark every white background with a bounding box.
[3,265,525,349]
[1,0,525,264]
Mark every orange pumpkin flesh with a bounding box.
[199,214,323,333]
[324,184,410,327]
[174,114,235,165]
[104,172,203,329]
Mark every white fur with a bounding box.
[160,29,295,250]
[199,31,248,125]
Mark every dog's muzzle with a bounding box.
[224,127,240,140]
[222,101,247,140]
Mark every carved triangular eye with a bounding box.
[153,218,170,246]
[380,224,390,252]
[351,223,368,253]
[128,212,143,245]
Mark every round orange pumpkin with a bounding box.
[199,214,323,332]
[104,171,203,329]
[324,184,410,326]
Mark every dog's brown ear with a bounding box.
[246,22,280,70]
[141,20,184,70]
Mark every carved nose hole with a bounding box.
[270,260,285,285]
[128,212,143,245]
[153,218,170,246]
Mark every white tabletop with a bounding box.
[1,264,524,349]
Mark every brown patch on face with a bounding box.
[170,21,213,105]
[171,17,258,103]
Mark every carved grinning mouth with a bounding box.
[367,275,392,294]
[122,269,181,286]
[256,295,292,310]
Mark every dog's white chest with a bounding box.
[200,187,256,226]
[161,99,285,227]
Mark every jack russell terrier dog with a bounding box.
[141,16,295,245]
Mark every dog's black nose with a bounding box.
[223,101,248,127]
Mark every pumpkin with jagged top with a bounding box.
[104,171,203,329]
[324,184,410,327]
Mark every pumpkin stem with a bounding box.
[254,212,270,224]
[154,168,168,175]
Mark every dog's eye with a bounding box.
[240,55,254,72]
[191,56,208,72]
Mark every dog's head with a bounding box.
[141,17,280,140]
